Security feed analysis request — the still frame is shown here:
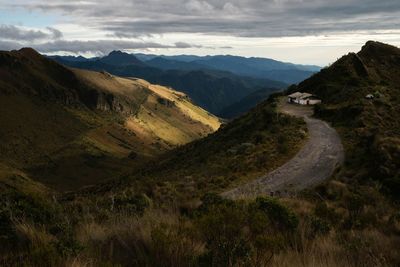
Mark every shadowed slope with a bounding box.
[289,41,400,196]
[0,48,220,190]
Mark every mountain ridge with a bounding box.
[289,40,400,195]
[52,52,286,115]
[0,48,220,190]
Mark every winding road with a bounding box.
[222,99,344,199]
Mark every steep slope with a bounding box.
[289,41,400,196]
[53,52,287,114]
[2,44,400,267]
[218,88,280,118]
[0,48,220,190]
[94,94,307,202]
[149,69,284,114]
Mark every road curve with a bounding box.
[222,101,344,199]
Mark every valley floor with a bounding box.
[223,98,344,199]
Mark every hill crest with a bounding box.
[0,48,220,190]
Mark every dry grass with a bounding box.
[75,209,204,267]
[14,221,55,248]
[272,229,398,267]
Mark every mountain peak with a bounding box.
[108,50,126,56]
[17,47,41,58]
[101,50,145,66]
[359,41,400,56]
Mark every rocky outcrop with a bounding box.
[93,91,139,115]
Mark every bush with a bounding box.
[314,202,341,225]
[196,201,251,267]
[113,193,150,215]
[194,196,299,266]
[254,197,299,232]
[309,215,331,237]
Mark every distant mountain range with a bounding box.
[49,52,320,116]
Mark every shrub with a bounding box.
[309,215,331,237]
[314,202,341,225]
[196,201,251,267]
[254,197,299,232]
[113,193,150,215]
[195,196,299,266]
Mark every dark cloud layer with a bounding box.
[0,39,201,54]
[0,24,62,41]
[1,0,400,56]
[7,0,400,37]
[35,40,201,53]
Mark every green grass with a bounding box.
[105,94,307,204]
[291,41,400,198]
[2,43,400,266]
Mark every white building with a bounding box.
[287,92,322,105]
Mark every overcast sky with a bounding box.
[1,0,400,65]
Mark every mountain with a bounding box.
[192,55,319,84]
[135,54,320,84]
[289,41,400,196]
[53,52,287,115]
[146,69,285,115]
[135,53,203,62]
[99,50,145,66]
[48,55,98,62]
[103,92,307,201]
[2,42,400,267]
[0,48,220,191]
[218,88,280,118]
[145,56,210,71]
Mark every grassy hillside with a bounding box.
[54,52,286,114]
[2,43,400,266]
[0,48,220,191]
[289,41,400,197]
[90,94,307,204]
[0,91,310,266]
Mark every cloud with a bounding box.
[0,39,203,54]
[0,24,63,42]
[0,40,19,51]
[46,27,63,39]
[0,24,48,41]
[5,0,400,38]
[1,0,400,62]
[185,0,214,13]
[174,41,202,48]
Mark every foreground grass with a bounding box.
[1,186,399,267]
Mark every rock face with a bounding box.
[0,48,221,191]
[94,92,133,115]
[0,48,137,115]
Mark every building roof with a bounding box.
[288,92,303,98]
[299,93,313,99]
[288,92,316,99]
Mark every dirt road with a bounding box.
[222,99,344,199]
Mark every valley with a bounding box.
[1,41,400,266]
[52,51,314,116]
[0,48,220,190]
